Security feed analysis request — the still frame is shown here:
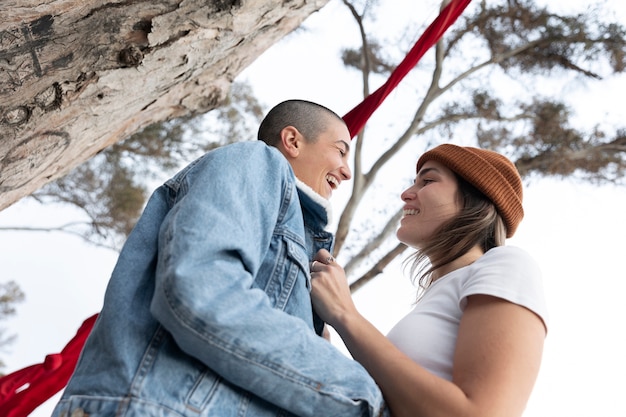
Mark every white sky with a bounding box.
[1,1,625,416]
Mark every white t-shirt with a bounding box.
[386,245,548,381]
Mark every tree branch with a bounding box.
[344,208,403,277]
[0,225,119,251]
[350,242,408,293]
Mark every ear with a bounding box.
[280,126,302,158]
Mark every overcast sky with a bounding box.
[1,1,625,416]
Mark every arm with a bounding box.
[311,249,545,417]
[150,144,385,417]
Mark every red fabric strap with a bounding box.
[343,0,472,137]
[0,1,472,415]
[0,314,98,417]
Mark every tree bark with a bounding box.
[0,0,328,210]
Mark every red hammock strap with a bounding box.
[343,0,472,137]
[0,2,472,415]
[0,314,98,417]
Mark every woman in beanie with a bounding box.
[309,144,548,417]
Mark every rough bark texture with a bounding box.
[0,0,328,210]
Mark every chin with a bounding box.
[396,230,409,245]
[397,231,421,249]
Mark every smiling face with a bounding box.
[285,117,352,199]
[396,160,462,248]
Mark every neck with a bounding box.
[431,245,484,281]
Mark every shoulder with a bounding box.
[210,141,286,164]
[166,142,295,200]
[460,245,549,329]
[191,141,292,179]
[476,245,539,272]
[469,245,543,289]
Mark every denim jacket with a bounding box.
[53,141,387,417]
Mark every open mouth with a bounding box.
[402,208,420,217]
[326,175,339,190]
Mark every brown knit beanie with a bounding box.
[416,144,524,238]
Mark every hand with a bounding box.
[309,249,358,328]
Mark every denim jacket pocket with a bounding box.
[185,368,222,412]
[259,233,310,313]
[283,235,311,289]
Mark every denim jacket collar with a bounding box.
[295,178,333,232]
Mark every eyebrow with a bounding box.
[336,140,350,152]
[417,167,440,178]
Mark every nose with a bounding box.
[401,186,416,202]
[340,162,352,181]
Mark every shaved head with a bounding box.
[257,99,346,146]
